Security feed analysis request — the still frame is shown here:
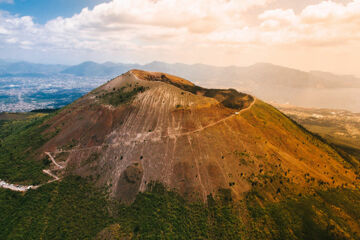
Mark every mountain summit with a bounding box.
[33,70,358,204]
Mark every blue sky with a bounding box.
[0,0,359,76]
[0,0,110,24]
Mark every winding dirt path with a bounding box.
[0,152,64,192]
[45,152,64,169]
[176,97,256,137]
[43,169,60,181]
[0,180,38,192]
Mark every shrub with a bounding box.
[100,86,147,106]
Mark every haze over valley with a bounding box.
[1,60,360,112]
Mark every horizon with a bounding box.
[2,58,360,78]
[1,57,360,113]
[1,0,360,76]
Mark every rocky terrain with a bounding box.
[11,70,357,202]
[1,70,360,239]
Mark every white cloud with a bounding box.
[254,0,360,46]
[0,12,37,39]
[6,0,269,53]
[259,9,298,25]
[45,0,269,33]
[301,0,360,23]
[1,0,360,74]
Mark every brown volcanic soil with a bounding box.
[37,70,359,203]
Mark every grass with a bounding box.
[246,188,360,240]
[100,86,147,106]
[243,100,357,170]
[277,107,360,170]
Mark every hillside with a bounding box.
[0,70,360,239]
[276,105,360,163]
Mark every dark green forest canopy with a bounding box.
[0,113,58,185]
[0,176,360,240]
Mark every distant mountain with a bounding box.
[309,70,360,88]
[61,61,140,77]
[60,60,360,88]
[140,62,360,112]
[142,61,360,89]
[4,59,360,89]
[2,60,360,111]
[0,60,68,74]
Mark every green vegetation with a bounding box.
[277,107,360,170]
[100,86,147,106]
[334,143,360,164]
[0,176,110,240]
[114,184,243,239]
[0,179,243,240]
[0,113,58,184]
[246,188,360,240]
[0,114,40,140]
[243,101,354,169]
[1,90,359,239]
[1,177,359,239]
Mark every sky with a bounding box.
[0,0,359,76]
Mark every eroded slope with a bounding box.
[25,70,360,204]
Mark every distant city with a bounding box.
[0,74,107,112]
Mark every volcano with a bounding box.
[1,70,360,239]
[31,69,358,204]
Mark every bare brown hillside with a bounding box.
[35,70,359,203]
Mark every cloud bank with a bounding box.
[1,0,360,74]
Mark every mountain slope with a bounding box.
[1,70,360,239]
[18,69,357,203]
